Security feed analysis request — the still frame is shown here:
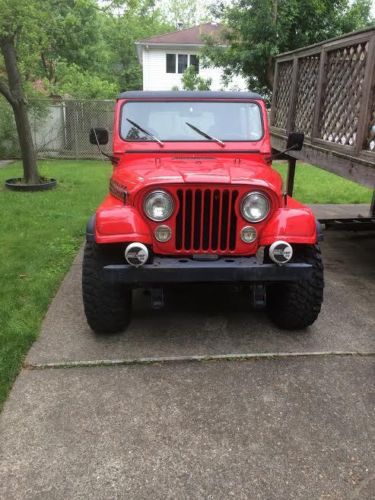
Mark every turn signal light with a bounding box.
[109,178,128,203]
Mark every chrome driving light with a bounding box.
[125,242,149,267]
[155,225,172,242]
[241,192,270,223]
[144,190,174,222]
[240,226,257,243]
[269,241,293,265]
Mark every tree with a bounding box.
[160,0,204,28]
[204,0,374,94]
[48,62,118,99]
[0,0,49,183]
[181,65,211,90]
[101,1,172,91]
[38,0,108,85]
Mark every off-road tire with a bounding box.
[82,240,132,334]
[266,245,324,330]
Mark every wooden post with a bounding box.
[269,62,279,127]
[355,33,375,154]
[286,157,297,196]
[371,191,375,217]
[312,48,327,142]
[286,58,299,133]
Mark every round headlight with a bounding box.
[144,190,174,222]
[241,192,270,223]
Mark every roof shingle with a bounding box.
[137,22,224,46]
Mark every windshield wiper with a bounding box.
[185,122,225,147]
[126,118,164,147]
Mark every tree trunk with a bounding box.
[1,37,40,184]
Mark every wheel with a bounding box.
[266,244,324,330]
[82,240,132,333]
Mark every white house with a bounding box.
[135,23,248,91]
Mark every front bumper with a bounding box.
[103,256,312,286]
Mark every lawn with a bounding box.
[274,162,372,204]
[0,159,372,410]
[0,160,111,409]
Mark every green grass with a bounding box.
[0,159,372,410]
[0,160,111,409]
[274,162,372,204]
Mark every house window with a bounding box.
[178,54,188,73]
[166,54,176,73]
[166,54,200,74]
[190,55,199,73]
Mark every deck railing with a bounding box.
[270,27,375,189]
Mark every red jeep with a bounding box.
[84,91,323,333]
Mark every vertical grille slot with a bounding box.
[229,191,238,249]
[193,190,202,249]
[211,190,220,250]
[220,190,229,250]
[175,187,238,253]
[176,189,183,250]
[185,190,192,249]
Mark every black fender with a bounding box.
[86,214,96,242]
[316,219,324,242]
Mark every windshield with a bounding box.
[120,101,263,142]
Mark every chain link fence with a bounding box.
[0,98,115,160]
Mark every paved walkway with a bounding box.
[0,205,374,499]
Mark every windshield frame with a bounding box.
[119,99,265,144]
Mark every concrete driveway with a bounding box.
[0,205,374,499]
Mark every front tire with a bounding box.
[267,245,324,330]
[82,240,132,334]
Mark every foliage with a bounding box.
[38,0,107,83]
[181,65,212,91]
[0,91,50,158]
[204,0,374,93]
[0,0,173,100]
[0,0,47,39]
[48,62,118,99]
[0,160,111,410]
[160,0,206,28]
[0,97,18,157]
[101,2,172,92]
[0,0,51,182]
[34,0,170,92]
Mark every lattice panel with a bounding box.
[294,55,320,136]
[366,94,375,151]
[319,42,368,147]
[273,61,293,129]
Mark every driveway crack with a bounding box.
[23,350,375,370]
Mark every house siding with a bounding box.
[142,47,248,92]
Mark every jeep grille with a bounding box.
[175,188,239,253]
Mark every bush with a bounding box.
[0,97,18,158]
[181,66,212,91]
[0,94,50,159]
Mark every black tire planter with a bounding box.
[5,177,57,192]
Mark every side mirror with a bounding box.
[287,132,304,151]
[90,127,109,145]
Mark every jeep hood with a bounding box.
[113,156,283,194]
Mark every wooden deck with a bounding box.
[270,27,375,195]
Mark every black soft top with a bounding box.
[117,90,263,100]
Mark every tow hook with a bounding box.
[150,288,165,310]
[251,284,266,309]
